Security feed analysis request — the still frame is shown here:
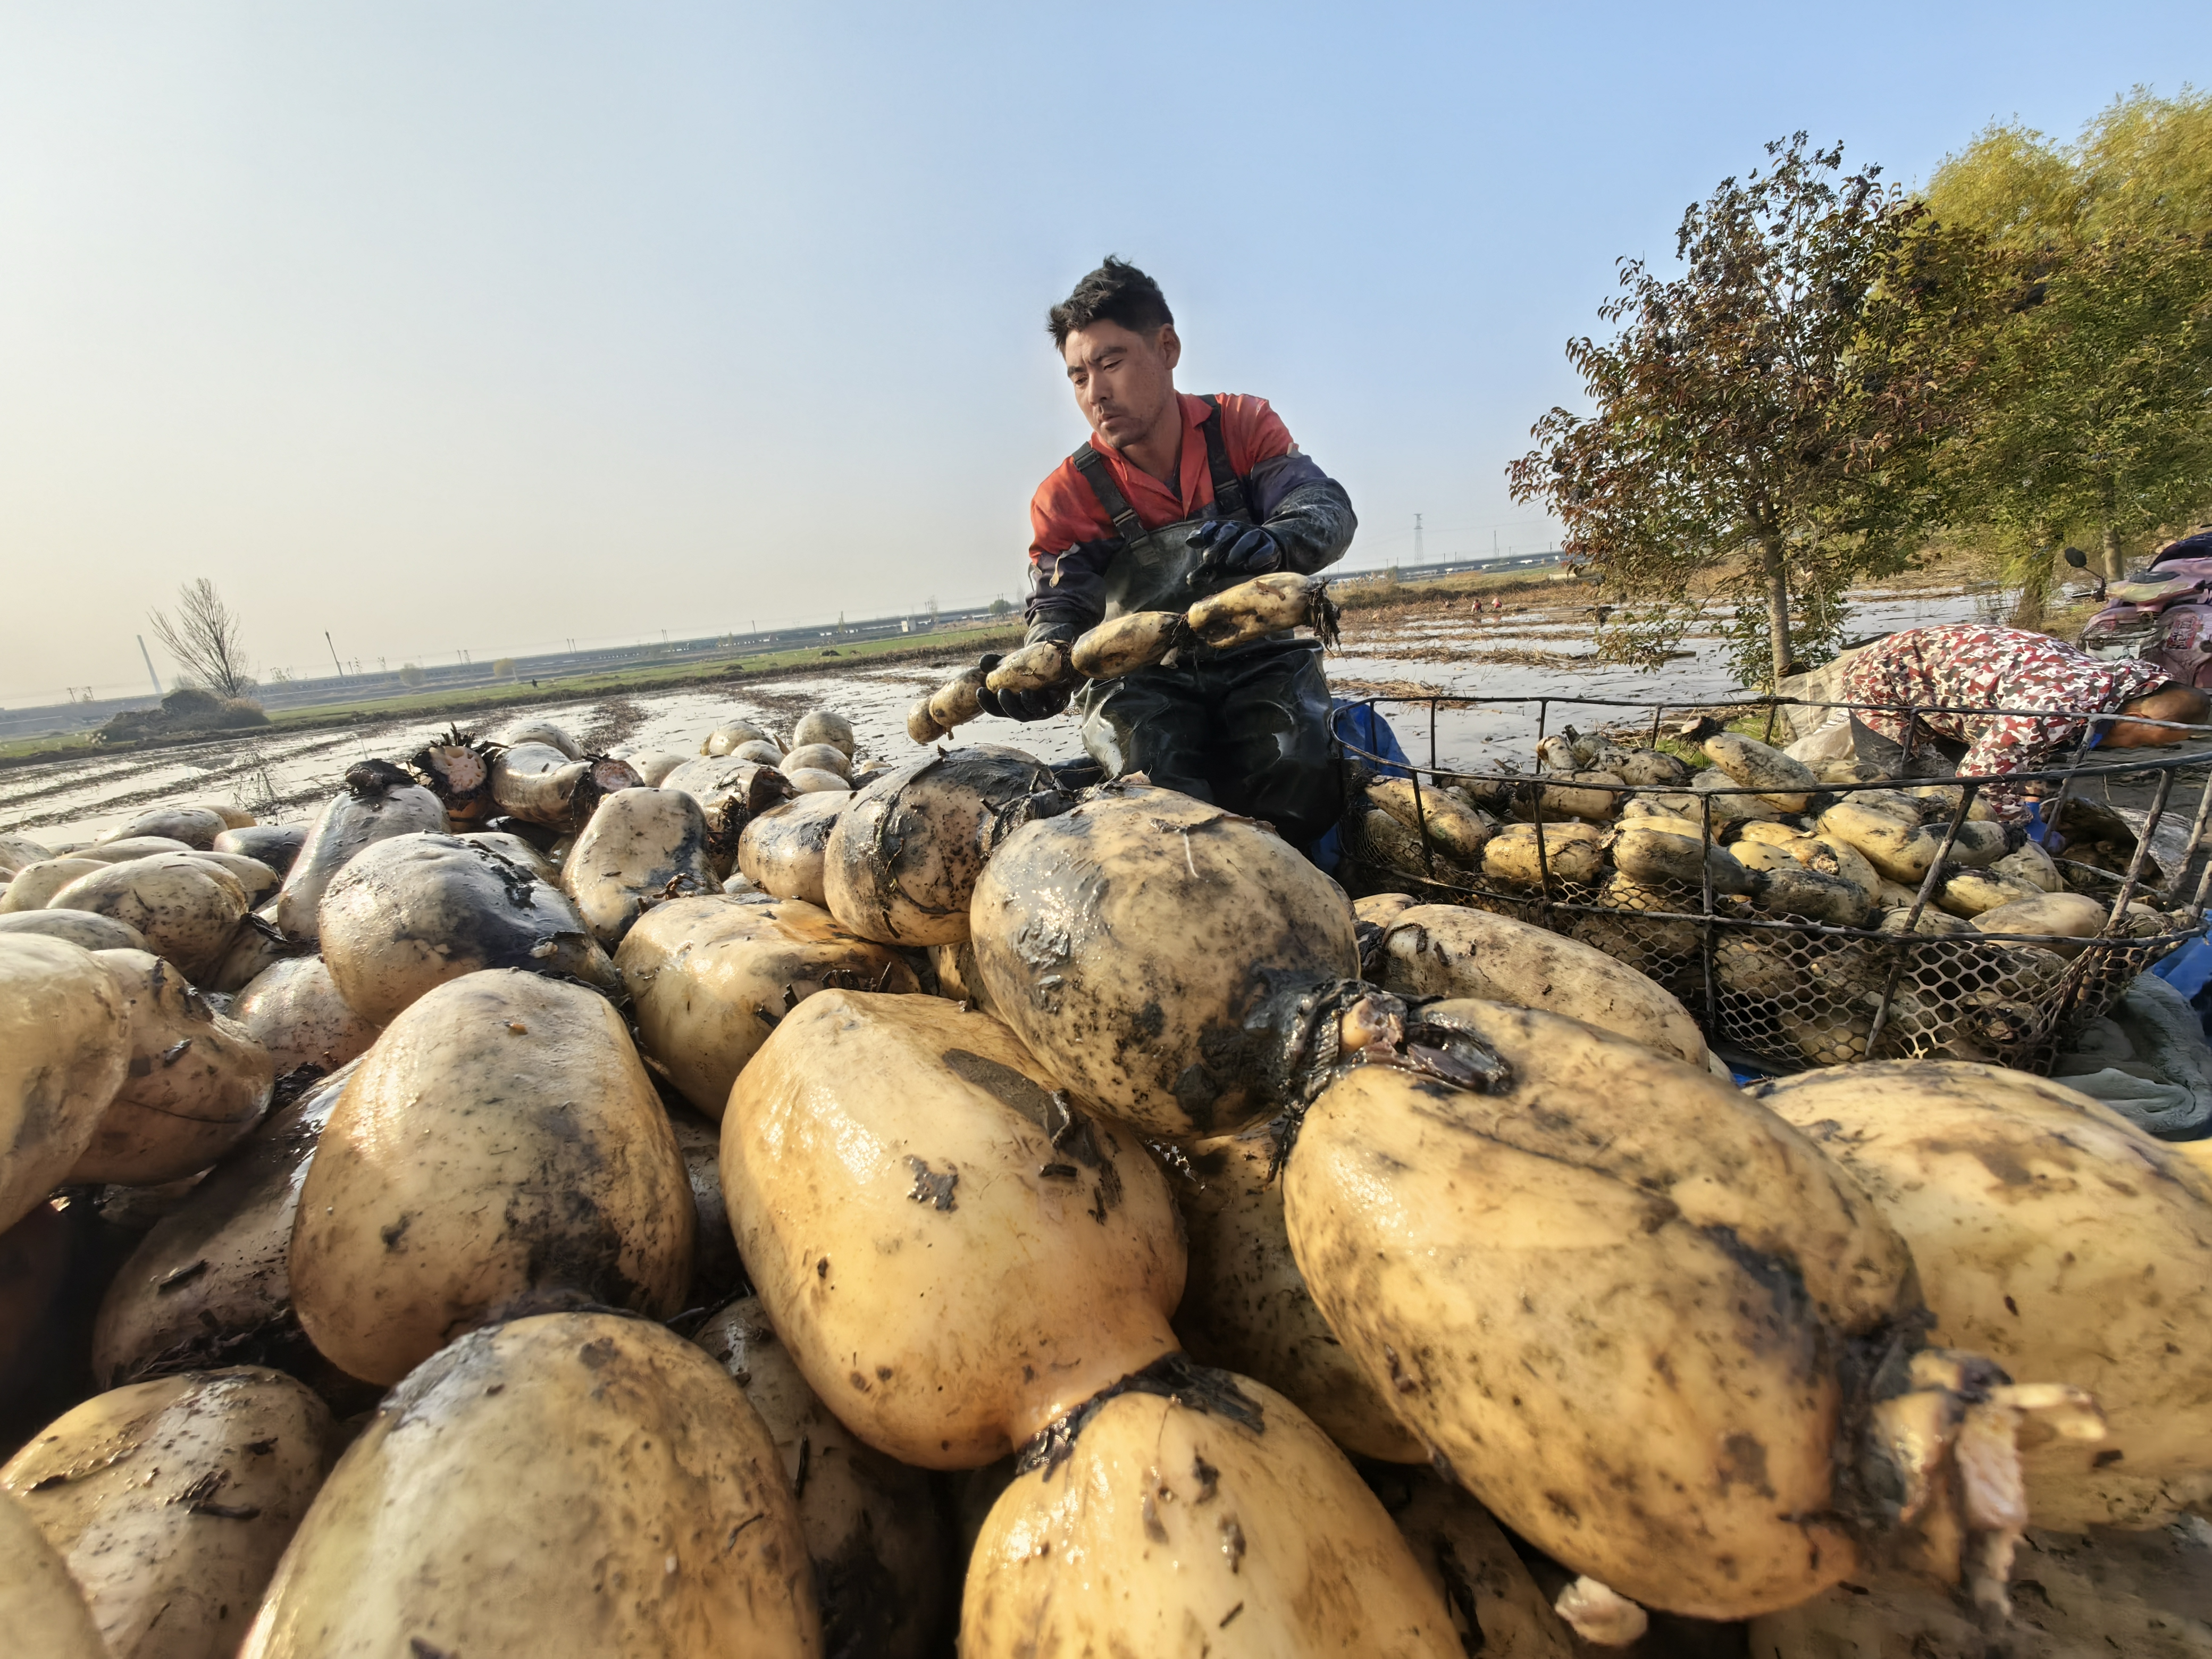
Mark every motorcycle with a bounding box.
[2075,541,2212,688]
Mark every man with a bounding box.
[977,257,1356,850]
[1840,623,2209,824]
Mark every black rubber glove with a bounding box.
[975,654,1073,723]
[1186,518,1284,589]
[986,683,1074,722]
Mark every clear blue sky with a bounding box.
[1,2,2202,703]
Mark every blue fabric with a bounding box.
[1333,700,1414,780]
[1247,450,1333,520]
[2025,730,2102,847]
[2154,530,2212,567]
[1306,827,1343,872]
[1309,699,1415,870]
[2152,935,2212,999]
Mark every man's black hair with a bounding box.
[1048,257,1174,351]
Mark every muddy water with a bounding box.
[0,664,1084,844]
[1333,581,2001,773]
[2,584,1996,844]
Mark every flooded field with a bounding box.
[1330,579,2010,770]
[2,579,2005,844]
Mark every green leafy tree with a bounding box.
[1928,89,2212,588]
[1510,135,1996,688]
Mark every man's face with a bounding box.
[1062,320,1180,451]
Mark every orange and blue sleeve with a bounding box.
[1219,395,1356,574]
[1025,459,1120,639]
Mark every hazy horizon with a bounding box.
[3,2,2202,707]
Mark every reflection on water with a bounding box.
[1331,584,2003,773]
[3,583,1997,843]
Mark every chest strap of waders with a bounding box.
[1069,396,1251,546]
[1070,444,1146,546]
[1197,396,1250,520]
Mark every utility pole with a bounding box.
[1414,514,1423,564]
[325,632,345,678]
[135,635,163,698]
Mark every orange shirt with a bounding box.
[1028,392,1296,564]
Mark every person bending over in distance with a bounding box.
[1840,623,2210,827]
[977,256,1357,852]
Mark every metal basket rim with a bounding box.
[1329,694,2212,795]
[1331,688,2212,1073]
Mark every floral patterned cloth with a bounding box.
[1839,624,2171,820]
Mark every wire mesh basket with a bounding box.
[1334,693,2212,1076]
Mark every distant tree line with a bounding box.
[1510,89,2212,688]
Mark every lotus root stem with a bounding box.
[1338,995,1404,1057]
[1553,1577,1648,1647]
